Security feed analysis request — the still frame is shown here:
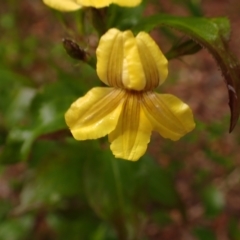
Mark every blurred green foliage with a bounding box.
[1,0,240,239]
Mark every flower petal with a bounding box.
[43,0,142,11]
[97,29,167,91]
[109,93,152,161]
[136,32,168,88]
[77,0,111,8]
[43,0,82,11]
[142,92,195,140]
[113,0,141,7]
[96,28,124,88]
[97,29,147,90]
[77,0,141,8]
[65,87,125,140]
[122,31,146,90]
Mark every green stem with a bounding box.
[90,7,107,36]
[110,158,128,240]
[111,158,124,213]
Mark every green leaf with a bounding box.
[83,148,124,220]
[107,3,145,30]
[165,38,202,60]
[18,139,91,209]
[84,151,181,239]
[0,60,97,163]
[211,18,231,41]
[133,15,240,132]
[0,128,38,163]
[5,87,36,127]
[1,94,70,162]
[0,68,33,115]
[83,150,151,239]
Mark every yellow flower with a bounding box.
[65,28,195,161]
[43,0,141,11]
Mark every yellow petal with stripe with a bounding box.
[136,32,168,88]
[109,93,152,161]
[77,0,141,8]
[65,87,125,140]
[43,0,82,11]
[77,0,111,7]
[113,0,141,7]
[122,31,146,90]
[142,92,195,140]
[97,28,124,88]
[43,0,141,10]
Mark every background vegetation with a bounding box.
[1,0,240,239]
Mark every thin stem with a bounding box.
[110,158,128,240]
[111,158,124,213]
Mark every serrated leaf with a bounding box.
[133,15,240,132]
